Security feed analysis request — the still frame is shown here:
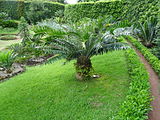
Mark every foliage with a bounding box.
[0,12,9,20]
[10,43,46,61]
[122,0,159,23]
[0,51,17,72]
[25,1,51,24]
[79,0,99,2]
[125,36,160,76]
[0,0,24,20]
[24,1,64,24]
[18,17,31,46]
[114,49,151,120]
[0,1,64,20]
[0,20,19,28]
[152,39,160,59]
[33,20,128,79]
[64,1,125,22]
[133,17,159,48]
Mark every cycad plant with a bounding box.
[33,20,128,80]
[134,17,159,48]
[0,51,17,73]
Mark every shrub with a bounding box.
[0,51,17,72]
[0,20,19,28]
[64,1,126,22]
[0,12,9,20]
[114,49,151,119]
[0,1,64,21]
[125,36,160,76]
[122,0,159,23]
[0,0,24,20]
[25,1,64,24]
[133,17,159,48]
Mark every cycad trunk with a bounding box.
[75,56,92,80]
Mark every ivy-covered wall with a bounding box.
[64,1,126,22]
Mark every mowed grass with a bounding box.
[0,51,129,120]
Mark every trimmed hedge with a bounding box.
[122,0,159,23]
[0,1,64,20]
[114,49,151,119]
[64,1,126,22]
[126,36,160,76]
[0,1,24,20]
[24,1,65,23]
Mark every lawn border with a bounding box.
[114,49,151,119]
[125,35,160,76]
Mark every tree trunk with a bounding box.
[75,56,92,80]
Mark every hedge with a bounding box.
[122,0,159,23]
[114,49,151,119]
[0,20,19,28]
[64,1,126,22]
[126,36,160,76]
[0,1,64,20]
[64,0,159,23]
[0,1,24,20]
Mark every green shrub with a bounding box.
[133,17,159,48]
[115,49,151,119]
[0,1,64,21]
[25,1,64,24]
[125,36,160,76]
[122,0,159,23]
[0,12,9,20]
[0,20,19,28]
[64,1,125,22]
[0,0,24,20]
[0,51,17,72]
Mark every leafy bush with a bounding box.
[0,1,64,21]
[0,20,19,28]
[0,12,9,20]
[115,49,151,120]
[18,17,31,45]
[0,0,24,20]
[64,1,125,22]
[133,17,159,48]
[122,0,159,23]
[0,51,17,72]
[125,36,160,76]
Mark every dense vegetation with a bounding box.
[0,0,159,119]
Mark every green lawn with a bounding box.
[0,40,21,51]
[0,51,129,120]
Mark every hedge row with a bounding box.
[64,1,126,22]
[0,1,64,20]
[126,36,160,76]
[122,0,160,23]
[64,0,159,23]
[114,49,151,119]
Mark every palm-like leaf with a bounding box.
[33,20,129,63]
